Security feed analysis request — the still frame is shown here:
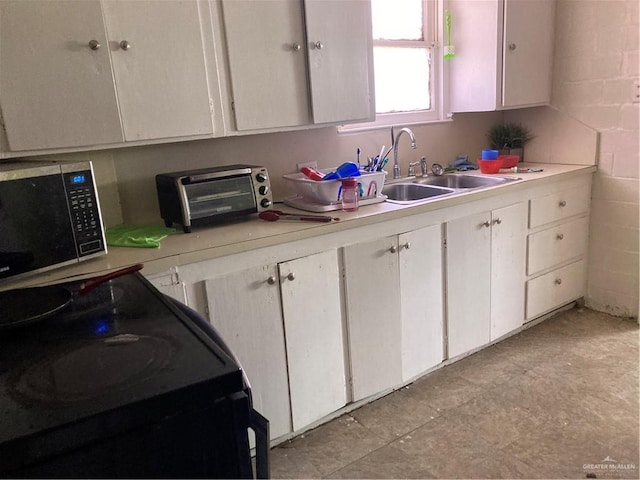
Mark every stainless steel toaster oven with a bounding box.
[156,164,273,233]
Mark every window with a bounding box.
[341,0,447,131]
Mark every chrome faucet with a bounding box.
[391,126,417,179]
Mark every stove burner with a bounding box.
[9,334,176,406]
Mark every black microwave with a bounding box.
[0,161,106,281]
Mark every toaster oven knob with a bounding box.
[261,198,272,208]
[259,185,269,195]
[256,172,268,183]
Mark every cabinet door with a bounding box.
[399,225,444,381]
[343,237,402,401]
[279,250,346,431]
[490,202,527,340]
[303,0,374,124]
[102,1,213,140]
[145,269,186,304]
[204,265,292,439]
[221,0,310,130]
[446,212,492,358]
[502,0,555,107]
[0,0,123,150]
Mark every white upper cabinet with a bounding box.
[0,1,123,150]
[449,0,555,112]
[0,0,214,152]
[101,1,214,142]
[221,0,311,130]
[221,0,374,131]
[303,0,374,124]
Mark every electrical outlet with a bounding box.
[633,80,640,104]
[297,161,317,171]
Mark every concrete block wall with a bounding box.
[553,0,639,317]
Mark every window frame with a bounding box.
[339,0,449,133]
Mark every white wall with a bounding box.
[55,111,501,226]
[552,0,639,318]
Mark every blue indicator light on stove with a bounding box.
[95,320,110,335]
[72,174,86,184]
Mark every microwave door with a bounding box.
[0,174,77,279]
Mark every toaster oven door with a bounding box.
[185,176,256,220]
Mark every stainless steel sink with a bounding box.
[382,183,455,204]
[414,174,517,189]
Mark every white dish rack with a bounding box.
[282,169,387,212]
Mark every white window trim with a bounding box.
[339,0,450,133]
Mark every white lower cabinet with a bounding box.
[277,251,347,431]
[203,249,346,439]
[446,202,527,358]
[148,171,593,443]
[399,226,445,381]
[525,180,591,320]
[526,260,586,319]
[343,224,444,402]
[144,268,186,303]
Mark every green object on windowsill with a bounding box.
[106,224,176,248]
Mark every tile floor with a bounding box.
[270,307,639,479]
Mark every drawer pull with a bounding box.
[559,200,567,207]
[554,278,562,285]
[557,233,564,240]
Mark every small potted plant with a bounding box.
[486,122,534,163]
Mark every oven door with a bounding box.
[183,175,257,220]
[0,173,77,280]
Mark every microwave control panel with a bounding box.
[63,170,104,256]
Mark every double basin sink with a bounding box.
[382,173,520,204]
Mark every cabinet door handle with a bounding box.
[314,41,324,50]
[554,278,562,285]
[291,43,302,51]
[508,43,516,51]
[286,272,295,281]
[559,200,567,207]
[481,221,491,228]
[88,39,101,50]
[557,233,564,240]
[402,242,411,250]
[389,245,398,253]
[493,218,502,225]
[119,40,132,51]
[267,276,277,285]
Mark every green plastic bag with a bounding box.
[106,224,176,248]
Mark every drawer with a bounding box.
[526,260,586,320]
[527,216,589,275]
[529,185,590,229]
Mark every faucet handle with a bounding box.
[420,156,428,176]
[408,162,419,176]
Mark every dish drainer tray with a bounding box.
[283,195,387,213]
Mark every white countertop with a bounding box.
[1,163,596,291]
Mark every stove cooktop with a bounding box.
[0,272,244,447]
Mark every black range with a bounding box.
[0,271,268,478]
